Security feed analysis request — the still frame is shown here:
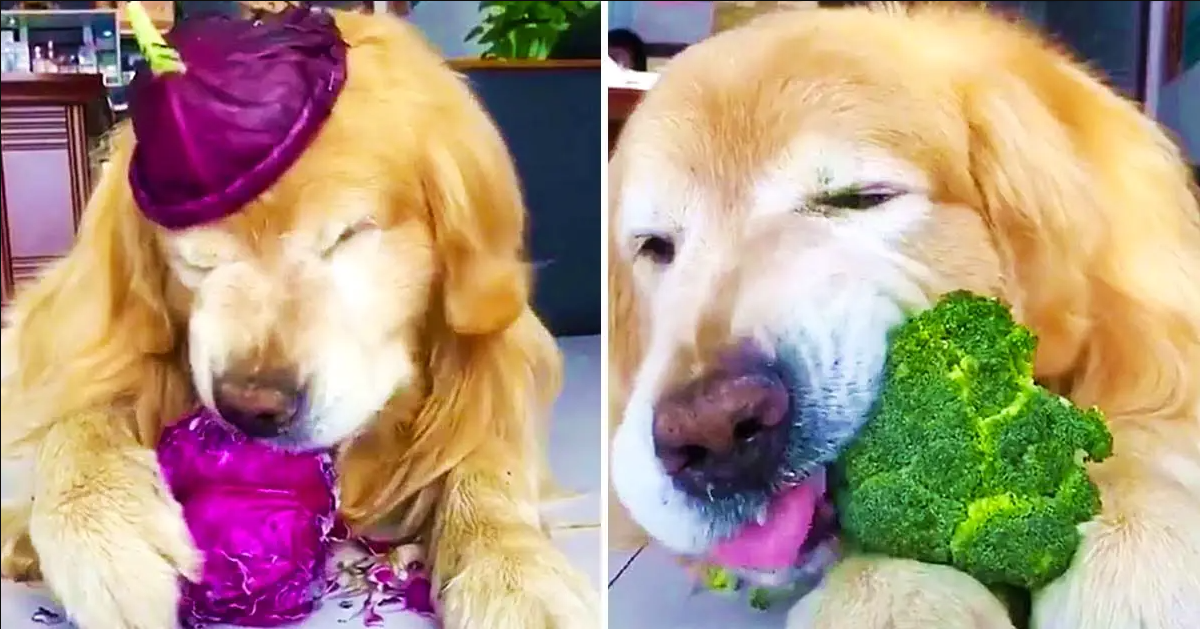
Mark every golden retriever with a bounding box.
[608,4,1200,629]
[1,10,597,629]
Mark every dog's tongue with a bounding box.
[708,473,824,569]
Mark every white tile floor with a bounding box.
[1,335,602,629]
[608,544,793,629]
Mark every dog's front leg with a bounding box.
[433,440,599,629]
[1,501,41,580]
[24,411,201,629]
[788,555,1016,629]
[1031,420,1200,629]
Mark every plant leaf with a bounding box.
[467,0,595,59]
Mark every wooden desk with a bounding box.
[448,58,601,71]
[609,85,648,155]
[1,73,107,306]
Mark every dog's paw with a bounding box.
[0,529,42,581]
[440,539,599,629]
[1,503,42,581]
[29,447,200,629]
[787,555,1015,629]
[1029,424,1200,629]
[1031,518,1200,629]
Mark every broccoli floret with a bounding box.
[833,291,1112,590]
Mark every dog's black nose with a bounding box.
[214,371,305,438]
[652,350,791,500]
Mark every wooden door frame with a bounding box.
[1163,0,1187,81]
[1142,1,1191,118]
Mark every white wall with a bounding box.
[406,1,484,58]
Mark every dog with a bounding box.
[1,10,597,629]
[608,4,1200,628]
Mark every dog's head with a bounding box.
[608,3,1200,569]
[142,12,534,452]
[4,12,559,524]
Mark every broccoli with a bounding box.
[832,291,1113,590]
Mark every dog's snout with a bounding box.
[652,350,790,499]
[214,370,306,438]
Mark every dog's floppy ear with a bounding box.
[335,54,562,529]
[606,155,645,430]
[606,149,651,549]
[2,124,189,451]
[421,94,530,337]
[963,34,1200,417]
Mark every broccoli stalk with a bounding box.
[832,291,1113,590]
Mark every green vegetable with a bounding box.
[698,566,795,611]
[832,291,1112,590]
[127,1,184,76]
[747,587,772,611]
[700,565,739,593]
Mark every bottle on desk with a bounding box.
[31,45,46,73]
[78,43,98,74]
[46,41,58,73]
[32,44,62,74]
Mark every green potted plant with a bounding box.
[464,0,599,60]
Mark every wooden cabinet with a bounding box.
[0,73,105,307]
[609,85,646,155]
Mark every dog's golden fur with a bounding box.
[609,4,1200,628]
[1,11,596,629]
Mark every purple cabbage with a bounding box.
[128,5,347,230]
[157,407,338,626]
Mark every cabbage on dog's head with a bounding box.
[608,3,1200,576]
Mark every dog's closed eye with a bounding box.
[178,254,220,273]
[812,184,903,212]
[169,233,242,274]
[323,218,379,258]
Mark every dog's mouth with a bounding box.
[689,334,883,584]
[705,469,839,577]
[614,336,879,581]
